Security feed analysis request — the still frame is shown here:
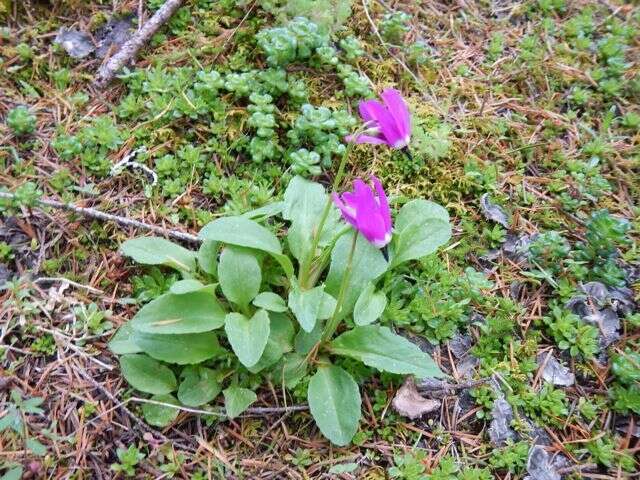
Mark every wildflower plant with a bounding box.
[110,90,452,445]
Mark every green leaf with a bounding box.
[218,246,261,307]
[294,320,323,354]
[223,386,257,419]
[108,323,142,354]
[133,331,222,365]
[288,284,335,332]
[282,176,327,261]
[169,279,205,295]
[308,365,361,446]
[26,438,47,456]
[276,352,308,389]
[197,240,218,276]
[390,200,451,268]
[131,291,225,334]
[330,326,445,378]
[242,201,284,220]
[325,232,388,319]
[199,216,293,278]
[119,354,177,394]
[142,394,179,427]
[1,467,23,480]
[248,312,295,373]
[224,310,270,368]
[177,366,221,407]
[120,237,196,272]
[353,282,387,326]
[252,291,288,312]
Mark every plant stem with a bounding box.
[298,125,367,289]
[320,231,358,342]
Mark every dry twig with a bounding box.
[94,0,185,87]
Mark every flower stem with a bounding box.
[321,231,358,342]
[298,143,353,288]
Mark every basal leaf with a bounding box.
[325,232,388,319]
[131,291,225,334]
[330,325,445,378]
[119,354,177,394]
[133,330,222,365]
[353,282,387,326]
[177,366,221,407]
[223,386,257,419]
[120,237,196,272]
[224,310,270,368]
[218,245,261,307]
[142,394,180,427]
[308,364,361,446]
[390,200,451,268]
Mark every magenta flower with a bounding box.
[332,176,392,248]
[346,88,411,149]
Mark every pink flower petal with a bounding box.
[332,193,357,227]
[371,176,392,234]
[357,99,402,146]
[381,88,411,146]
[358,100,384,123]
[345,134,389,145]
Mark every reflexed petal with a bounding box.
[345,134,389,145]
[358,100,385,123]
[371,176,392,234]
[358,100,402,146]
[381,88,411,142]
[332,193,357,226]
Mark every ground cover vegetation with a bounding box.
[0,0,639,478]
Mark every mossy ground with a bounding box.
[1,0,639,478]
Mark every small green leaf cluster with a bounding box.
[382,257,493,344]
[379,12,411,43]
[488,441,529,474]
[53,115,124,175]
[610,345,640,415]
[527,231,571,275]
[6,106,36,135]
[112,176,452,445]
[0,181,42,214]
[574,210,631,286]
[581,437,636,472]
[256,16,329,66]
[541,306,599,358]
[0,389,47,457]
[110,445,145,477]
[287,103,356,167]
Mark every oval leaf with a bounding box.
[178,366,221,407]
[197,240,218,276]
[142,394,180,427]
[325,232,388,319]
[199,216,293,278]
[223,386,257,419]
[330,325,445,378]
[119,354,177,394]
[131,291,225,334]
[390,200,451,268]
[247,312,295,373]
[288,285,327,332]
[218,246,261,307]
[252,291,288,312]
[353,282,387,326]
[169,279,205,295]
[120,237,196,271]
[133,331,222,365]
[308,365,361,446]
[224,310,270,368]
[108,323,142,355]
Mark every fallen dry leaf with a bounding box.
[392,377,440,420]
